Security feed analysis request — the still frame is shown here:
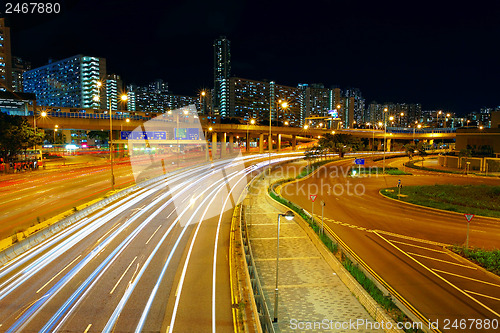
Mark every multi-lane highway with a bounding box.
[0,159,136,239]
[0,153,299,332]
[281,157,500,332]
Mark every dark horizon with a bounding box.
[5,0,500,115]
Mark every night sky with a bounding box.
[5,0,500,115]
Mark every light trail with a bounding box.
[0,153,297,332]
[105,170,240,333]
[166,165,254,333]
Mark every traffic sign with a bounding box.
[354,158,365,165]
[464,214,474,223]
[310,195,317,202]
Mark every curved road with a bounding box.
[281,157,500,332]
[0,153,299,332]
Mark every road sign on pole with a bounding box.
[310,195,317,224]
[464,214,474,223]
[464,214,474,249]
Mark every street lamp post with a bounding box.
[273,210,295,323]
[246,119,255,152]
[108,93,128,191]
[54,125,59,144]
[382,108,388,174]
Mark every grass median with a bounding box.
[451,246,500,276]
[381,184,500,218]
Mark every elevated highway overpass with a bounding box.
[24,111,456,153]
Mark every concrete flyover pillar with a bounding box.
[268,134,273,152]
[229,134,234,153]
[212,132,217,157]
[246,133,251,153]
[205,142,210,162]
[221,132,227,156]
[259,133,264,154]
[278,134,282,152]
[386,138,392,152]
[292,135,297,151]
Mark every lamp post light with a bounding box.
[383,108,388,174]
[109,93,128,191]
[246,119,255,152]
[54,125,59,144]
[273,210,295,323]
[121,117,130,132]
[200,90,206,115]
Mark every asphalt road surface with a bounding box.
[0,153,300,332]
[281,157,500,332]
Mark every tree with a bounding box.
[0,113,43,167]
[403,143,417,160]
[87,130,109,143]
[307,133,360,160]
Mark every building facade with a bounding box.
[23,55,107,108]
[228,77,302,125]
[213,36,231,117]
[298,83,333,123]
[11,56,31,92]
[0,18,12,92]
[106,74,124,111]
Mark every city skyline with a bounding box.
[4,0,500,115]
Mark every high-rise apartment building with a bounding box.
[0,18,12,92]
[11,56,31,92]
[345,88,365,127]
[23,55,107,108]
[126,84,136,112]
[106,74,124,111]
[298,83,333,122]
[148,79,168,94]
[128,80,198,113]
[229,77,271,121]
[228,77,301,125]
[213,36,231,117]
[365,102,422,127]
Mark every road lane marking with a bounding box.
[142,169,248,333]
[96,223,121,244]
[83,324,92,333]
[408,252,476,269]
[390,240,447,253]
[432,269,500,288]
[166,209,176,219]
[145,225,162,245]
[374,231,500,319]
[36,255,82,293]
[375,230,451,247]
[110,257,137,295]
[465,290,500,302]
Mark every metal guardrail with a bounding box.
[240,187,275,333]
[386,127,456,134]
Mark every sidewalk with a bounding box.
[243,162,384,332]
